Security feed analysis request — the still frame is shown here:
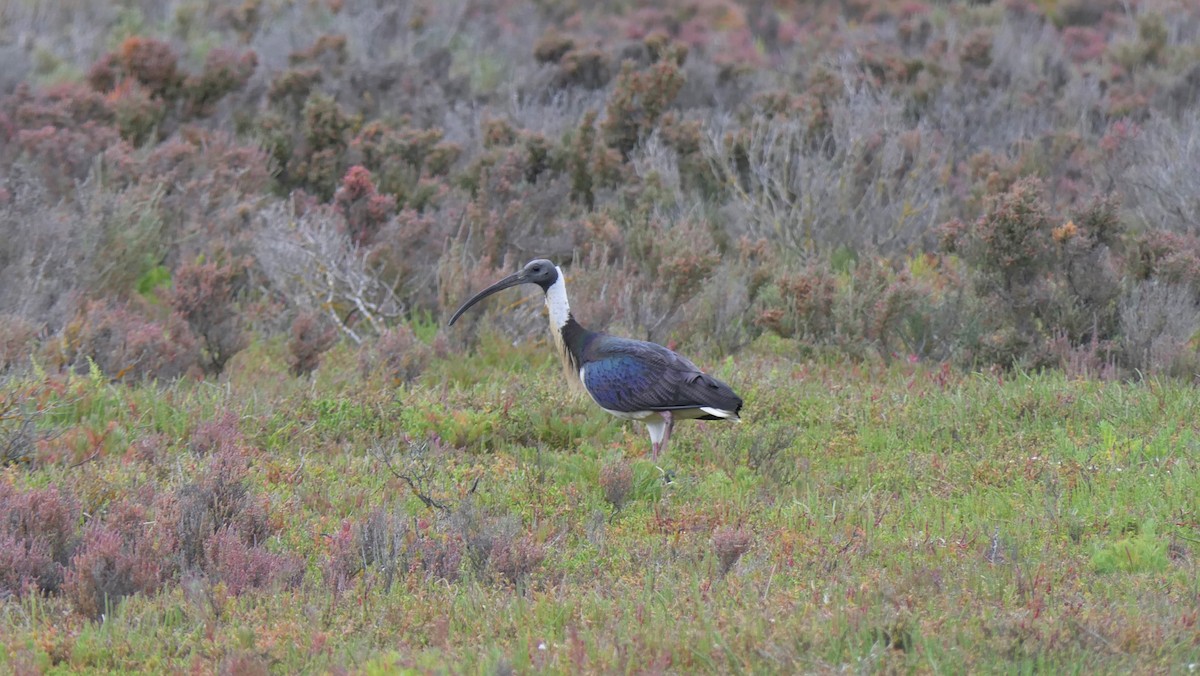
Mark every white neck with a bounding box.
[545,268,571,329]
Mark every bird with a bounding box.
[448,259,743,460]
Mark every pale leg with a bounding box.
[645,411,675,461]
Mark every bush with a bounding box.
[0,314,37,371]
[287,311,338,377]
[712,526,752,577]
[188,410,243,457]
[169,258,248,375]
[203,526,304,596]
[942,180,1124,368]
[60,300,199,382]
[323,507,464,593]
[334,166,395,247]
[64,523,163,619]
[599,460,633,511]
[359,325,433,385]
[0,482,80,596]
[162,445,270,571]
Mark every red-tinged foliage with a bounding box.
[117,37,184,99]
[755,266,837,341]
[203,526,303,596]
[0,531,54,599]
[159,444,272,572]
[1129,230,1200,292]
[335,166,396,247]
[287,310,338,376]
[288,33,348,68]
[1061,26,1108,64]
[0,314,37,371]
[712,526,752,576]
[488,534,546,586]
[601,44,687,159]
[409,531,464,583]
[599,460,633,510]
[14,121,126,196]
[107,80,166,145]
[358,325,433,385]
[169,259,248,375]
[189,410,244,457]
[323,507,464,593]
[61,300,200,382]
[3,0,1200,382]
[4,82,113,130]
[218,652,271,676]
[64,522,164,619]
[185,48,258,115]
[0,482,80,596]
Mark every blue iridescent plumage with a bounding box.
[578,337,741,418]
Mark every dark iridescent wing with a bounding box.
[580,337,742,414]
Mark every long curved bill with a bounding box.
[447,272,529,326]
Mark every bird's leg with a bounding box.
[660,410,674,457]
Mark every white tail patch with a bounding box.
[700,406,739,420]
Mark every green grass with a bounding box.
[3,334,1200,673]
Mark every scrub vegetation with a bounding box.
[1,0,1199,672]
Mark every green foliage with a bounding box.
[1090,523,1169,574]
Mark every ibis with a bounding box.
[448,259,743,459]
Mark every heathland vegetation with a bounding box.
[2,0,1199,672]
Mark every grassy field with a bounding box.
[4,0,1200,672]
[2,332,1198,674]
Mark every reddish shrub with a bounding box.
[712,526,752,576]
[14,121,125,196]
[169,259,248,375]
[599,460,633,510]
[106,80,166,145]
[219,652,271,676]
[4,81,113,130]
[359,325,433,385]
[0,532,55,599]
[189,410,243,457]
[335,166,396,247]
[1062,27,1108,64]
[566,111,624,209]
[1129,230,1200,292]
[602,52,686,159]
[64,523,163,619]
[63,300,199,382]
[958,28,994,70]
[204,526,303,596]
[289,33,348,68]
[323,507,463,593]
[533,29,575,64]
[117,37,183,99]
[322,519,361,593]
[0,314,37,371]
[163,445,270,571]
[410,532,464,583]
[489,534,545,586]
[185,48,258,115]
[946,178,1052,308]
[287,311,338,376]
[754,266,837,341]
[0,482,80,595]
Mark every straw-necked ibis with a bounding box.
[448,259,743,459]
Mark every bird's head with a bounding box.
[448,259,559,326]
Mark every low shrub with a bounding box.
[0,482,80,596]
